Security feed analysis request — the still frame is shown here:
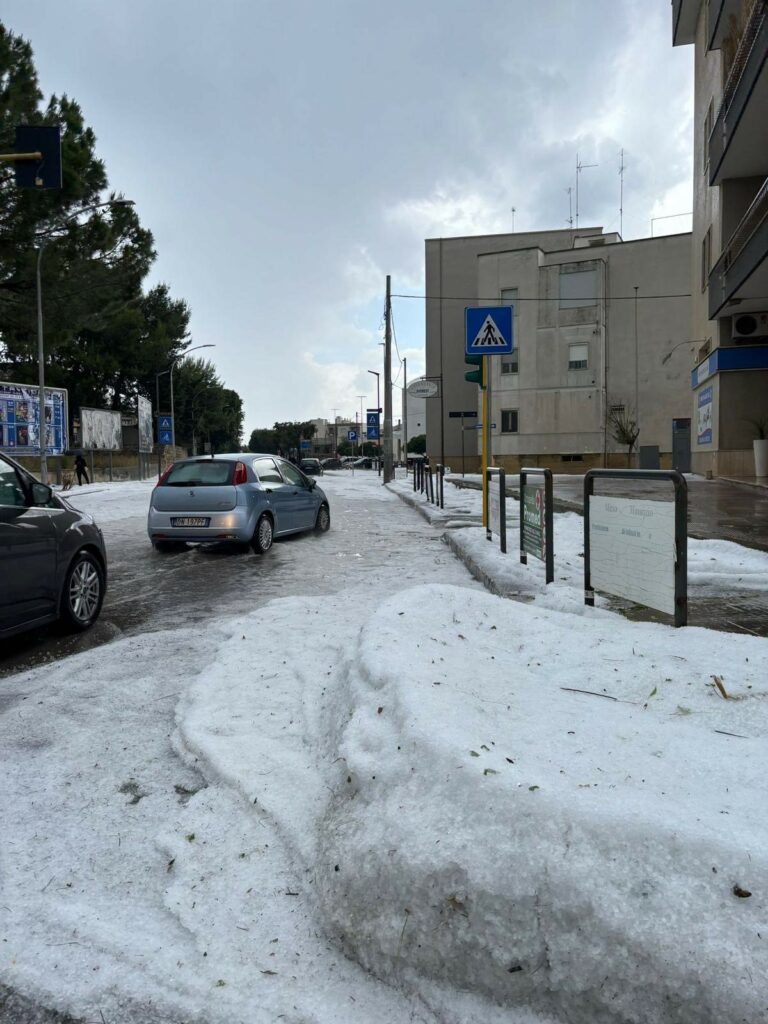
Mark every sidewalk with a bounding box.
[391,473,768,639]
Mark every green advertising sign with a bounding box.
[522,485,545,561]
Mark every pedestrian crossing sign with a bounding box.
[464,306,513,355]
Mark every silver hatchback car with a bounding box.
[147,453,330,553]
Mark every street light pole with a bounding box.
[357,395,365,457]
[35,198,134,484]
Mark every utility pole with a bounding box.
[402,357,408,474]
[383,274,393,482]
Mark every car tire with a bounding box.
[60,550,105,632]
[252,514,274,554]
[315,504,331,532]
[152,540,187,553]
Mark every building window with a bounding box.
[701,227,711,292]
[501,409,518,433]
[559,267,597,308]
[568,343,589,370]
[501,352,519,374]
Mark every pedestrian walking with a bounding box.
[74,454,90,486]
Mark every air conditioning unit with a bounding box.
[732,312,768,342]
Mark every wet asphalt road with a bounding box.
[0,473,478,680]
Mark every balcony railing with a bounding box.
[709,175,768,315]
[709,0,768,182]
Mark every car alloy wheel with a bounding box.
[252,514,274,554]
[62,551,104,631]
[315,504,330,532]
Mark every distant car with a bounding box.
[300,458,323,476]
[320,457,343,470]
[0,452,107,640]
[147,453,330,553]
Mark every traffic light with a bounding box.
[464,353,484,387]
[13,126,62,189]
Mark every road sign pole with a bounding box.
[482,357,489,527]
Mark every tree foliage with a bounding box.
[0,24,241,446]
[407,434,426,454]
[608,406,639,465]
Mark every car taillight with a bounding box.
[232,462,247,485]
[157,464,174,486]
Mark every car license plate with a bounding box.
[171,516,210,527]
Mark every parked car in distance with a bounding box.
[0,452,107,640]
[320,457,343,470]
[299,458,323,475]
[147,453,330,554]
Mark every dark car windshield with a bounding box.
[163,461,234,486]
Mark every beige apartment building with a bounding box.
[673,0,768,476]
[425,229,693,473]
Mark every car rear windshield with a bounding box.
[163,461,235,486]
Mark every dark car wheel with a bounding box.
[315,504,331,532]
[252,514,274,554]
[60,550,105,632]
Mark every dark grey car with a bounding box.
[0,453,107,641]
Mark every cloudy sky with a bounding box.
[3,0,694,434]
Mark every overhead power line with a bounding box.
[391,291,697,302]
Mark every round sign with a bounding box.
[407,378,439,399]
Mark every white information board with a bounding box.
[488,481,502,537]
[589,496,676,615]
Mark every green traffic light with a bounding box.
[464,353,484,388]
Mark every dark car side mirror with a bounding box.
[307,478,316,489]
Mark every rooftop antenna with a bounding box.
[565,186,574,227]
[619,148,625,238]
[575,151,598,230]
[510,206,516,232]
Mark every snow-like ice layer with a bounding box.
[318,584,768,1022]
[179,582,767,1023]
[3,473,767,1023]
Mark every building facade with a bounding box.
[426,229,693,473]
[673,0,768,476]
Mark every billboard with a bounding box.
[137,396,153,453]
[697,386,713,445]
[0,381,68,455]
[80,407,123,451]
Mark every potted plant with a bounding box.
[751,417,768,477]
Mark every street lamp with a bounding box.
[167,344,216,450]
[35,198,135,483]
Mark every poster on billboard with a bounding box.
[137,396,153,453]
[80,407,123,451]
[0,381,68,455]
[697,386,713,445]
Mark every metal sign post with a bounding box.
[486,467,507,553]
[519,467,554,583]
[465,306,513,528]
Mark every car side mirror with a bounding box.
[308,478,316,489]
[31,482,53,506]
